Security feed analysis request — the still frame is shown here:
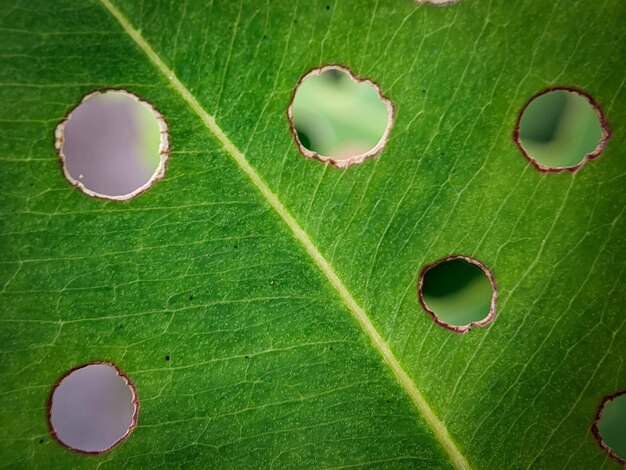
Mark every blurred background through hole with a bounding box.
[291,68,390,160]
[597,393,626,462]
[421,258,493,328]
[60,91,163,198]
[518,89,604,169]
[49,363,136,453]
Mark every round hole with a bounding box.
[593,391,626,465]
[55,90,169,200]
[418,256,497,333]
[48,362,138,454]
[514,88,610,172]
[416,0,461,4]
[288,65,394,168]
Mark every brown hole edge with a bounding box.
[592,390,626,467]
[417,255,497,334]
[46,361,140,455]
[54,88,171,201]
[513,86,611,174]
[286,64,395,169]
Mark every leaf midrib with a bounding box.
[99,1,471,468]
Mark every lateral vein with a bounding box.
[99,1,471,468]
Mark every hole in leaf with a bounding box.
[55,90,169,200]
[415,0,461,5]
[514,88,610,172]
[593,391,626,465]
[48,362,138,454]
[288,65,394,168]
[418,256,496,333]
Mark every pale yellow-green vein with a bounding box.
[99,1,471,468]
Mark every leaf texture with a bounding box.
[0,0,625,468]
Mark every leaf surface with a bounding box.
[1,0,625,468]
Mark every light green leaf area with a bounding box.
[1,0,625,468]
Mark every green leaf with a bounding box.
[1,0,624,468]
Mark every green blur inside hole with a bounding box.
[422,259,493,327]
[133,97,162,172]
[291,68,389,160]
[518,89,603,168]
[598,394,626,461]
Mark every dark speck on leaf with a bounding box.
[326,5,330,9]
[165,355,170,361]
[39,439,43,444]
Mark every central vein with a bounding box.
[99,1,471,468]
